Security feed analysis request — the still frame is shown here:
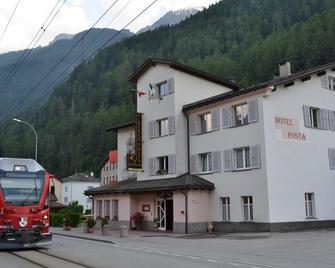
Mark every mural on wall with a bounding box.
[275,116,308,142]
[127,113,143,171]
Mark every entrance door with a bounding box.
[157,200,166,230]
[165,199,173,231]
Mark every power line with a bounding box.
[0,0,22,47]
[4,0,160,120]
[0,0,66,92]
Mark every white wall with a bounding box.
[62,181,100,211]
[263,72,335,222]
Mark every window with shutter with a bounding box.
[233,147,251,169]
[212,151,221,173]
[199,113,212,134]
[190,154,198,174]
[321,109,330,130]
[168,116,175,135]
[328,148,335,170]
[149,158,156,176]
[189,114,198,135]
[250,145,261,169]
[303,105,312,128]
[149,121,155,139]
[168,154,176,174]
[222,107,232,128]
[167,78,174,94]
[321,75,329,89]
[328,110,335,131]
[223,150,232,172]
[199,153,212,173]
[248,99,258,123]
[211,110,220,130]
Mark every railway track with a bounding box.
[8,249,94,268]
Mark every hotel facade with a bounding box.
[86,59,335,233]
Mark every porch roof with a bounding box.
[84,174,214,195]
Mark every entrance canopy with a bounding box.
[84,173,214,196]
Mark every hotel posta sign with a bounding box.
[275,116,308,142]
[127,113,143,171]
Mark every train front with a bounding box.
[0,158,52,249]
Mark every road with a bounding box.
[1,229,335,268]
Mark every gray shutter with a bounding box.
[248,99,259,123]
[189,114,198,135]
[212,151,221,173]
[250,145,261,169]
[321,109,330,130]
[168,116,175,135]
[329,148,335,170]
[328,110,335,131]
[167,78,174,94]
[321,76,329,89]
[211,110,220,130]
[168,154,176,174]
[223,150,233,172]
[222,107,232,128]
[148,121,155,139]
[149,158,156,176]
[154,84,159,98]
[303,105,312,128]
[190,154,198,174]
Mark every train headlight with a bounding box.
[43,215,48,220]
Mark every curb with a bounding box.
[52,232,117,245]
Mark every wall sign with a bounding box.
[127,113,143,171]
[275,116,308,142]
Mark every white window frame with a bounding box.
[199,112,212,134]
[64,197,68,203]
[305,192,315,218]
[157,156,169,175]
[234,147,251,170]
[158,81,169,97]
[221,197,231,221]
[199,152,213,173]
[310,107,321,128]
[242,196,253,221]
[65,186,68,192]
[328,76,335,90]
[234,103,248,126]
[157,118,169,137]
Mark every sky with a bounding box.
[0,0,219,54]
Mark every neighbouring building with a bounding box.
[62,173,100,211]
[50,176,66,213]
[100,150,118,185]
[85,58,335,233]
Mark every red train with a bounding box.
[0,158,52,249]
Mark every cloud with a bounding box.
[0,0,219,53]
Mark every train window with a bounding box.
[13,165,28,172]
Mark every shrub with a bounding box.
[84,209,91,215]
[101,217,109,227]
[50,213,63,227]
[87,217,96,228]
[60,201,83,215]
[131,212,145,227]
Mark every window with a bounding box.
[64,197,68,203]
[157,156,169,175]
[242,196,253,221]
[221,197,231,221]
[234,103,248,126]
[112,200,119,220]
[310,107,321,128]
[329,77,335,90]
[200,153,212,173]
[87,186,93,190]
[104,200,111,218]
[97,200,103,218]
[234,147,250,169]
[199,113,212,134]
[65,186,68,193]
[158,82,169,97]
[305,193,315,218]
[158,118,169,136]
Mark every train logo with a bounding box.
[19,217,28,228]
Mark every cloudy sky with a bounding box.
[0,0,219,54]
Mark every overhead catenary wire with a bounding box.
[5,0,159,120]
[0,0,22,47]
[0,0,66,92]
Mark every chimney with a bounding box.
[279,61,291,77]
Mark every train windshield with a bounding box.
[0,176,44,206]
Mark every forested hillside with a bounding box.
[1,0,335,177]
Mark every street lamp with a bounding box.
[13,118,38,161]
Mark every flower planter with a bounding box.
[102,225,111,235]
[63,225,71,231]
[87,227,95,233]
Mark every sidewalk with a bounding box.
[50,227,271,243]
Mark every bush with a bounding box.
[60,201,83,215]
[101,217,109,227]
[50,213,63,227]
[84,209,91,215]
[87,217,96,228]
[67,213,81,227]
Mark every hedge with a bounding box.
[50,213,81,227]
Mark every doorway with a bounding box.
[156,193,173,231]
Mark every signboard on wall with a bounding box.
[127,113,143,171]
[275,116,308,142]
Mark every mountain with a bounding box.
[49,33,75,45]
[137,7,204,33]
[1,0,335,177]
[0,28,133,120]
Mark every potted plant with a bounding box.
[86,217,96,233]
[101,217,111,235]
[131,212,144,231]
[63,214,72,231]
[153,218,158,231]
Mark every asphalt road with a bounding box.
[1,229,335,268]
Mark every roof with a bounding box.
[50,200,67,209]
[128,58,240,91]
[0,158,44,173]
[62,173,100,183]
[106,121,135,132]
[84,173,214,195]
[183,61,335,112]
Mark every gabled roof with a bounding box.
[183,61,335,112]
[84,173,214,195]
[62,173,100,183]
[129,58,240,91]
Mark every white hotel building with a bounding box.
[86,59,335,233]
